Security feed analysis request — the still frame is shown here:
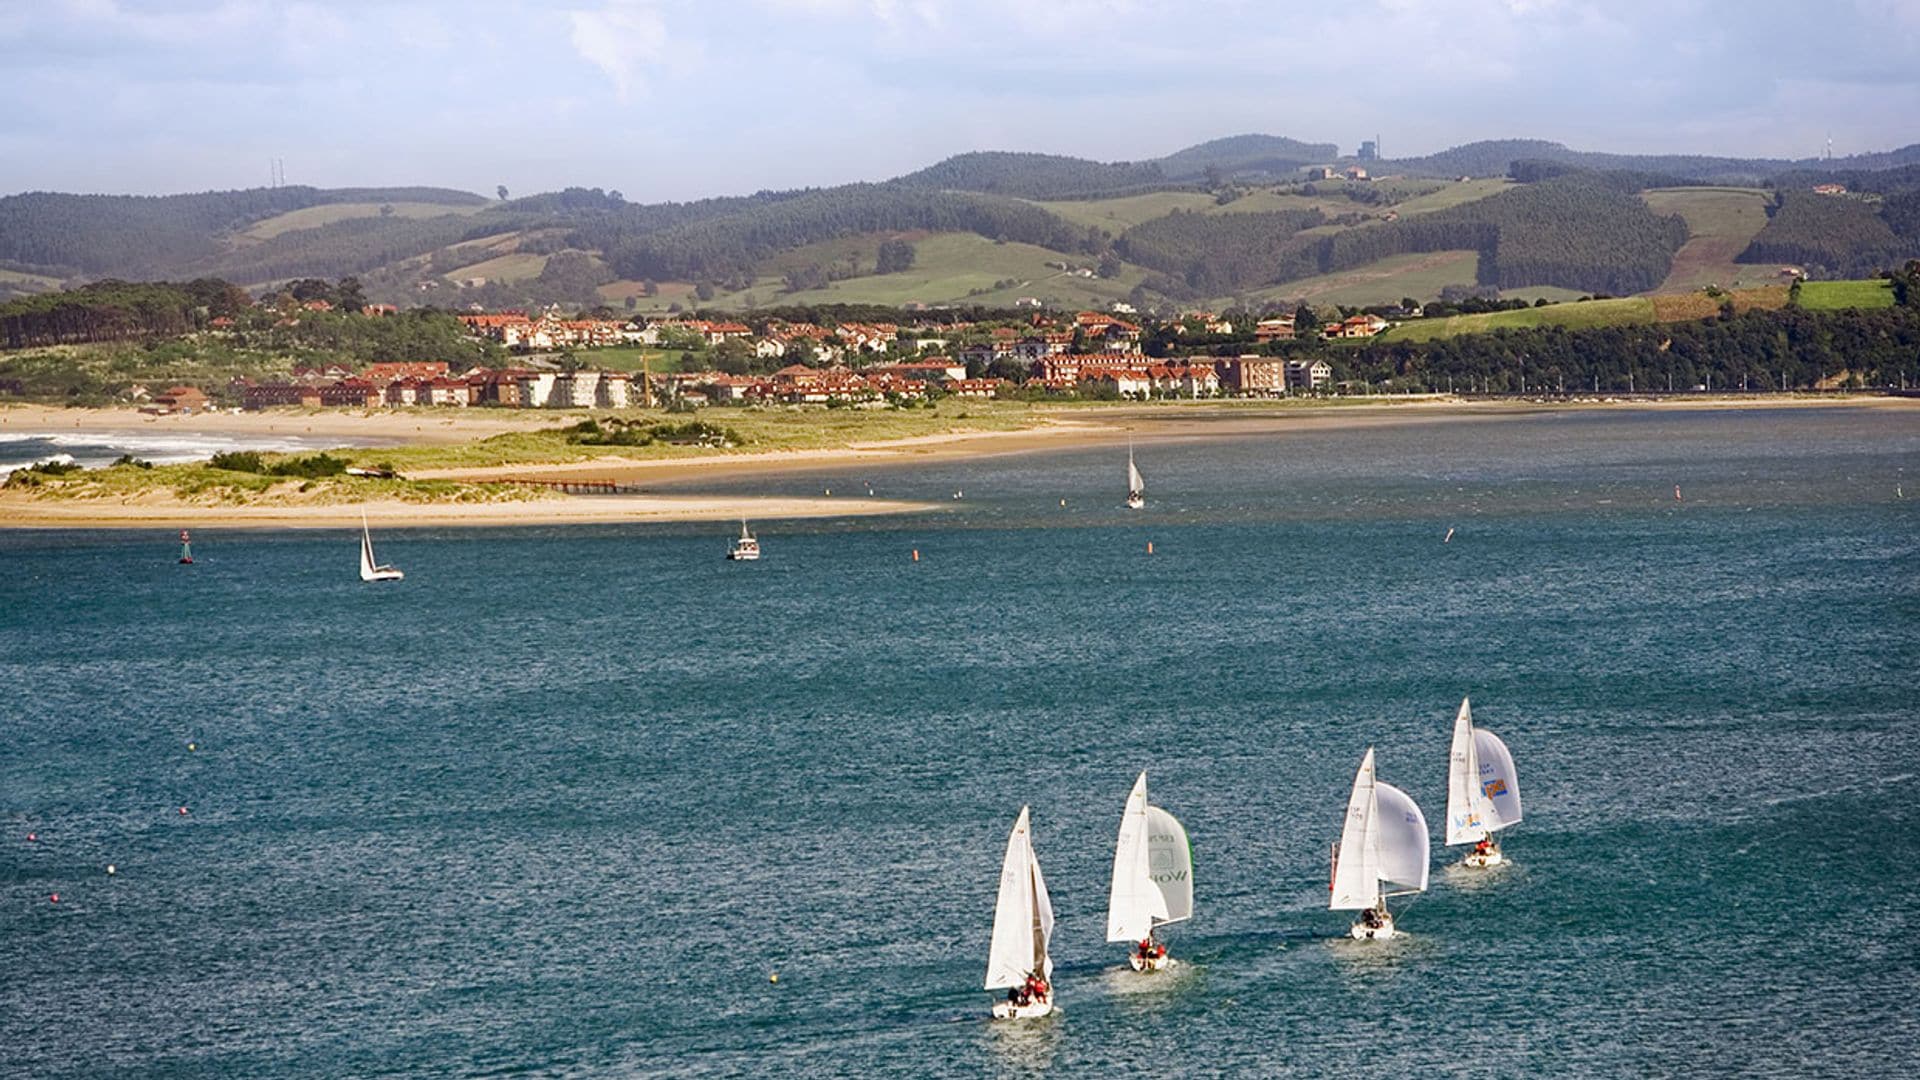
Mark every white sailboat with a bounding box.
[1106,771,1193,971]
[986,806,1057,1019]
[726,519,761,561]
[358,513,403,582]
[1125,443,1145,510]
[1329,747,1429,940]
[1445,697,1523,867]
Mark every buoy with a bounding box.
[912,549,920,562]
[26,832,36,842]
[769,972,779,984]
[824,488,831,496]
[107,864,116,875]
[187,742,197,752]
[1444,527,1455,543]
[178,807,189,816]
[49,893,59,903]
[1060,499,1066,507]
[1674,485,1683,501]
[1146,541,1154,555]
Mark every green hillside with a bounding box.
[1642,187,1778,291]
[693,232,1145,312]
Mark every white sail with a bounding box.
[1127,450,1144,496]
[359,515,378,581]
[1329,748,1383,910]
[1106,773,1167,942]
[1374,781,1431,895]
[1473,729,1523,832]
[1029,844,1054,981]
[987,807,1052,989]
[1445,697,1492,845]
[1145,804,1193,925]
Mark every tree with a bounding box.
[379,204,395,217]
[642,279,659,297]
[333,276,367,313]
[1097,251,1123,279]
[876,238,917,274]
[694,282,715,301]
[624,295,638,311]
[497,185,510,201]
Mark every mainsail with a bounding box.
[987,807,1053,989]
[359,516,378,580]
[1127,449,1144,498]
[1446,698,1493,845]
[1329,748,1384,910]
[1107,773,1168,942]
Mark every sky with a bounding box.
[0,0,1915,201]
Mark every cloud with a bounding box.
[569,0,670,102]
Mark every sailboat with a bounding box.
[1445,697,1523,867]
[726,519,761,561]
[1125,443,1145,510]
[358,513,403,582]
[1106,771,1193,972]
[986,806,1057,1019]
[1329,747,1429,940]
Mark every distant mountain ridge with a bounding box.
[1,134,1917,308]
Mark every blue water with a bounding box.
[4,407,1918,1076]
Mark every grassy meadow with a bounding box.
[1795,279,1897,310]
[241,201,484,241]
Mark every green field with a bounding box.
[445,251,550,284]
[1246,250,1481,307]
[241,201,483,240]
[1030,192,1216,231]
[1379,297,1658,342]
[1641,187,1778,292]
[1392,178,1512,216]
[687,232,1148,311]
[1795,279,1897,310]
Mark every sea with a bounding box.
[0,430,355,476]
[2,405,1917,1077]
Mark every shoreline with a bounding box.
[2,395,1912,529]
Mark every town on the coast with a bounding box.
[151,303,1365,415]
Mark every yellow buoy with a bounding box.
[769,972,779,984]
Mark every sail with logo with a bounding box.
[1106,771,1193,971]
[1445,697,1522,867]
[1329,747,1429,940]
[1126,443,1145,510]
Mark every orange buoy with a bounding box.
[912,549,920,562]
[1146,541,1154,554]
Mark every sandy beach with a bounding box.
[3,395,1911,528]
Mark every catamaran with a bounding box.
[726,519,761,561]
[1329,747,1429,940]
[1106,771,1193,972]
[358,514,403,582]
[1125,443,1145,510]
[1445,697,1523,867]
[986,806,1056,1019]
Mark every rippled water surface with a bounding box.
[4,406,1917,1076]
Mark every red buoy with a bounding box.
[178,806,189,816]
[26,832,36,842]
[49,893,59,903]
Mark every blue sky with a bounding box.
[1,0,1914,200]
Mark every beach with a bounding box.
[2,396,1912,528]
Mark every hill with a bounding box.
[4,134,1920,313]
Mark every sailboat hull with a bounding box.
[361,568,404,582]
[1126,495,1144,510]
[991,997,1056,1020]
[1349,913,1397,940]
[1463,849,1505,868]
[1128,953,1173,973]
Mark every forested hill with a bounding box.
[4,133,1920,312]
[0,186,487,278]
[1382,140,1920,183]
